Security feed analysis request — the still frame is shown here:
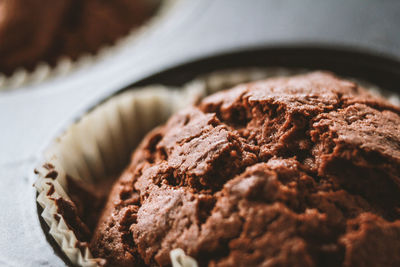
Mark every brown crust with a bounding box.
[0,0,159,75]
[90,72,400,266]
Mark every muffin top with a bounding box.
[0,0,158,75]
[90,72,400,267]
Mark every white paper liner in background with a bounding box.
[34,68,399,267]
[0,0,177,91]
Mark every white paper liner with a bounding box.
[34,83,204,267]
[170,249,198,267]
[34,68,398,267]
[0,0,177,91]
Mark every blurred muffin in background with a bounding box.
[0,0,160,75]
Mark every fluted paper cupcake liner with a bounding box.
[0,0,177,91]
[34,68,396,266]
[34,83,205,266]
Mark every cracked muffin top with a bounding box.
[89,72,400,267]
[0,0,159,75]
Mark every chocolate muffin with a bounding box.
[90,72,400,266]
[0,0,159,75]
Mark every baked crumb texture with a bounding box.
[90,72,400,267]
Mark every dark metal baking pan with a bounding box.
[131,45,400,93]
